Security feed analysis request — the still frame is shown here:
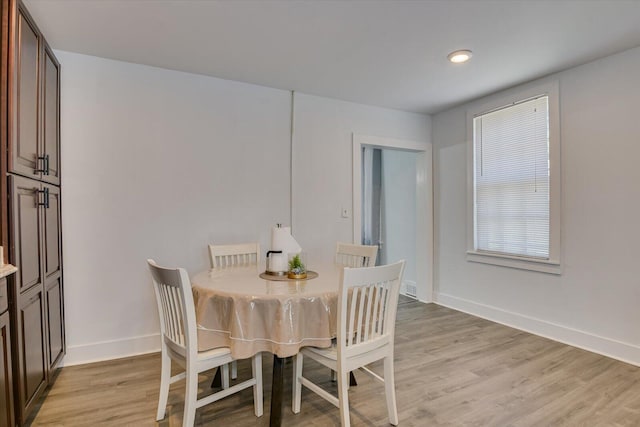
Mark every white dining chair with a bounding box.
[335,242,378,268]
[209,242,261,268]
[208,242,260,380]
[148,259,263,426]
[292,260,405,427]
[333,242,379,383]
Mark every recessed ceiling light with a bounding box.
[447,49,473,64]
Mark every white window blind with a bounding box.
[473,96,550,259]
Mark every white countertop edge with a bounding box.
[0,264,18,278]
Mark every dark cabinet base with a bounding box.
[0,310,14,427]
[17,283,47,417]
[9,175,64,424]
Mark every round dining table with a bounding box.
[191,263,343,426]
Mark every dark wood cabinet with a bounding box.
[45,277,62,370]
[7,2,59,186]
[0,295,15,427]
[43,184,62,370]
[0,0,15,421]
[10,176,41,295]
[1,0,64,424]
[9,1,40,180]
[41,43,60,186]
[15,283,46,417]
[9,179,61,300]
[8,175,63,423]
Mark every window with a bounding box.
[467,82,560,274]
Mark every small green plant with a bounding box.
[288,254,306,274]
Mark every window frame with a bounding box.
[466,81,561,274]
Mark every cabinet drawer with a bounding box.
[0,278,7,314]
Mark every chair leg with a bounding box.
[156,351,171,421]
[252,352,264,417]
[222,363,230,389]
[292,353,303,414]
[231,360,238,379]
[330,368,337,382]
[383,356,399,426]
[183,368,198,427]
[338,370,351,427]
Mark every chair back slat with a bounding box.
[347,287,359,345]
[379,285,390,335]
[371,282,382,337]
[158,285,170,337]
[170,286,186,346]
[362,285,371,342]
[363,283,380,341]
[339,261,405,351]
[159,286,174,341]
[336,242,378,268]
[355,286,367,344]
[209,243,261,269]
[148,259,197,356]
[163,286,175,342]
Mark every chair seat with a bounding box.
[303,343,337,360]
[198,346,232,360]
[302,337,391,373]
[196,347,236,373]
[165,341,234,366]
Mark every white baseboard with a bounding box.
[62,333,161,367]
[62,294,640,369]
[436,292,640,367]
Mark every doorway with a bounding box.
[352,135,433,302]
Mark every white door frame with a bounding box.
[352,134,433,302]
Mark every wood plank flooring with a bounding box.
[30,297,640,426]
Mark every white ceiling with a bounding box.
[24,0,640,114]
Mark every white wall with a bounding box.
[381,149,417,286]
[58,51,292,364]
[58,53,432,365]
[432,46,640,365]
[291,93,431,266]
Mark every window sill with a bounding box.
[466,251,561,275]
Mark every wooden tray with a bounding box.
[259,271,318,281]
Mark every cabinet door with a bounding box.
[0,311,15,427]
[10,175,43,294]
[43,184,64,370]
[42,44,60,185]
[17,285,47,418]
[10,2,42,179]
[45,278,63,371]
[43,184,61,283]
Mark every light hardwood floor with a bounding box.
[31,297,640,426]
